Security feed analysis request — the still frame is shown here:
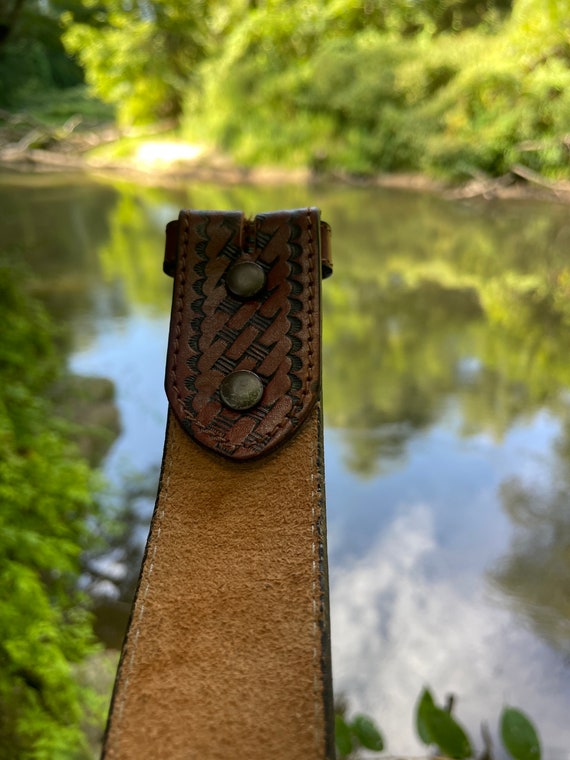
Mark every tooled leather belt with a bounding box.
[102,208,334,759]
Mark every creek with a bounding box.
[2,170,570,757]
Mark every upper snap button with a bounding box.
[225,261,266,299]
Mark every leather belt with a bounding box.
[102,208,334,759]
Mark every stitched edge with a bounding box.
[170,212,190,404]
[310,414,323,755]
[111,441,172,733]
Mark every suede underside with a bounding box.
[103,405,331,759]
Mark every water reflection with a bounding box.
[2,172,570,756]
[326,413,570,756]
[0,174,118,337]
[330,497,570,757]
[491,418,570,659]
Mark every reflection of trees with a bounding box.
[491,419,570,656]
[324,273,570,475]
[97,187,178,313]
[0,176,118,333]
[86,468,160,650]
[95,182,337,313]
[324,278,482,475]
[323,193,570,475]
[342,425,413,478]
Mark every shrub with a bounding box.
[0,263,103,759]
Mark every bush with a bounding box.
[184,0,570,179]
[0,263,103,759]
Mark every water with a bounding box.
[2,170,570,757]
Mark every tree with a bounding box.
[61,0,226,124]
[0,0,86,106]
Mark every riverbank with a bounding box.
[2,123,570,204]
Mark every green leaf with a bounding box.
[415,687,472,758]
[335,714,353,758]
[350,714,384,752]
[416,687,436,745]
[428,707,473,759]
[501,707,541,760]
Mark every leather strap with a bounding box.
[165,209,323,460]
[102,208,334,759]
[163,217,333,280]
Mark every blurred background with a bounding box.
[1,1,570,758]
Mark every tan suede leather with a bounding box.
[102,405,334,759]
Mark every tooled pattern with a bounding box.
[170,209,317,459]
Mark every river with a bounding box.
[2,170,570,758]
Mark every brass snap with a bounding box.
[225,261,266,299]
[219,370,264,411]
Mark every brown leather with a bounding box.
[102,406,334,760]
[163,219,179,276]
[163,217,332,279]
[165,208,323,461]
[320,221,333,279]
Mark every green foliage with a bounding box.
[6,0,570,177]
[415,688,473,758]
[0,0,85,107]
[0,84,115,130]
[419,29,570,178]
[339,692,541,758]
[335,711,384,757]
[0,262,103,758]
[61,0,224,125]
[182,0,570,178]
[334,713,354,758]
[416,687,437,744]
[501,706,541,760]
[349,714,384,752]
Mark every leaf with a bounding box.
[335,713,353,758]
[350,714,384,752]
[428,707,473,759]
[501,707,541,760]
[416,687,436,745]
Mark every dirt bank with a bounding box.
[2,127,570,204]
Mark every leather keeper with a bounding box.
[164,208,330,461]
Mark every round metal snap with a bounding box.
[225,261,266,299]
[219,370,264,411]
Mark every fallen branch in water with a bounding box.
[510,163,570,200]
[0,115,82,156]
[444,172,515,200]
[511,162,556,188]
[444,164,570,202]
